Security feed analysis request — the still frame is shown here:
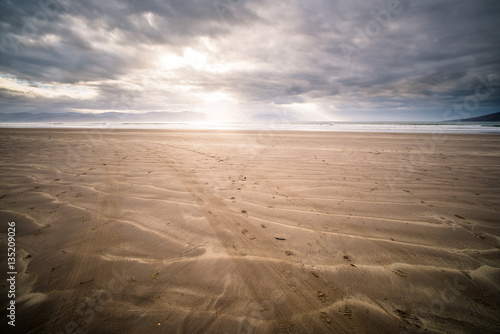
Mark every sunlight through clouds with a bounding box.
[160,48,208,70]
[0,0,499,120]
[0,74,97,99]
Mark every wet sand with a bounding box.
[0,128,499,333]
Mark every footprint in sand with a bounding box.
[395,309,423,328]
[392,269,408,278]
[343,305,353,319]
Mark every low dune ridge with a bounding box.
[0,129,499,333]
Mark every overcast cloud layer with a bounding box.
[1,0,499,121]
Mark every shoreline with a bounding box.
[1,121,500,135]
[1,127,500,135]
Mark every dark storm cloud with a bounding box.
[0,0,258,83]
[0,0,499,120]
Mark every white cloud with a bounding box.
[0,74,97,99]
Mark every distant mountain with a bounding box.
[0,111,206,123]
[450,111,500,122]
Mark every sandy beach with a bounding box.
[1,128,499,334]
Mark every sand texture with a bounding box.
[1,129,499,333]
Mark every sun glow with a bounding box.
[159,48,208,70]
[196,91,240,122]
[158,46,256,74]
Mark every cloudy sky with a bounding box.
[1,0,499,121]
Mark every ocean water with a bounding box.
[1,121,500,134]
